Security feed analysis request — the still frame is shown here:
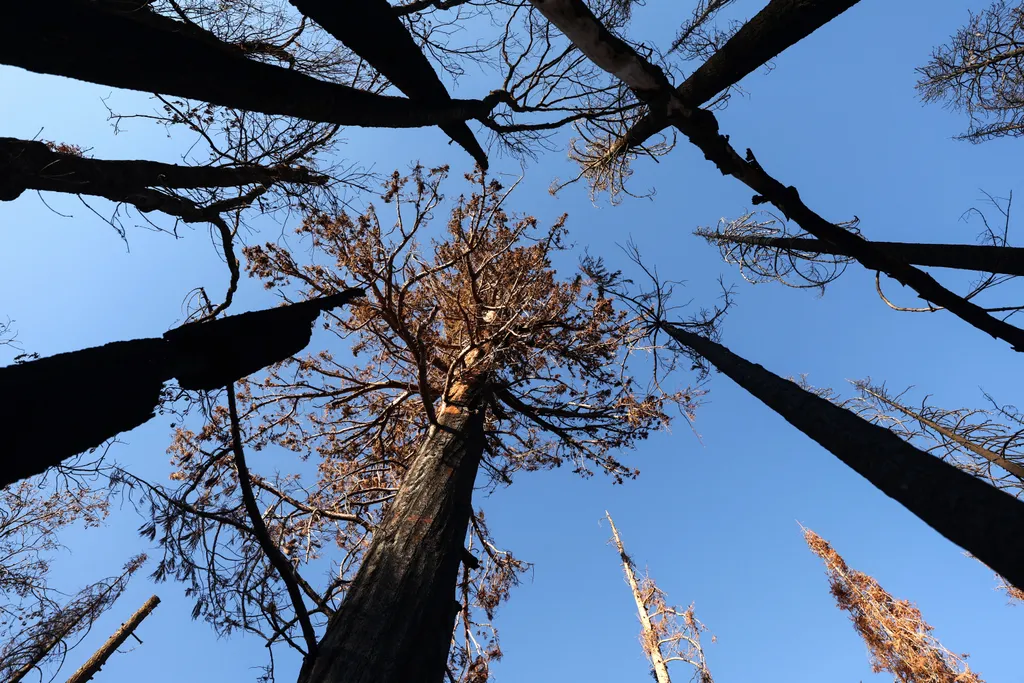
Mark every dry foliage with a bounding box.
[804,528,983,683]
[129,166,694,680]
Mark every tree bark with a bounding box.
[288,0,488,168]
[661,324,1024,590]
[64,595,160,683]
[1,1,494,131]
[0,289,362,489]
[299,381,488,683]
[705,232,1024,277]
[606,514,672,683]
[617,0,863,154]
[0,137,325,203]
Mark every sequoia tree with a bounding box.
[138,167,698,682]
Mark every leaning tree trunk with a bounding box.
[704,233,1024,277]
[0,290,361,489]
[64,595,160,683]
[618,0,864,154]
[299,381,488,683]
[2,1,490,131]
[661,324,1024,589]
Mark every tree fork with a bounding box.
[64,595,160,683]
[299,381,488,683]
[660,323,1024,589]
[615,0,864,156]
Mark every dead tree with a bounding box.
[696,193,1023,315]
[64,595,160,683]
[2,547,146,683]
[0,288,362,489]
[655,322,1024,589]
[918,0,1024,142]
[576,0,865,187]
[149,167,696,683]
[287,0,487,167]
[2,1,497,131]
[529,0,1024,350]
[804,528,984,682]
[606,513,714,683]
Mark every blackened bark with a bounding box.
[0,138,325,203]
[299,383,488,683]
[0,289,363,489]
[64,595,160,683]
[289,0,488,168]
[705,233,1024,277]
[2,2,494,130]
[164,288,365,391]
[620,0,863,153]
[662,324,1024,589]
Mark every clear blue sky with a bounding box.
[2,1,1023,681]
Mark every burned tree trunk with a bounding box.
[618,0,864,154]
[0,289,362,489]
[299,381,488,683]
[288,0,488,168]
[702,232,1024,277]
[0,137,325,203]
[2,1,493,130]
[64,595,160,683]
[660,324,1024,589]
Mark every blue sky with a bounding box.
[3,1,1023,681]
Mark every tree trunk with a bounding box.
[2,2,492,131]
[0,290,361,489]
[0,137,325,203]
[661,324,1024,589]
[705,233,1024,277]
[618,0,864,153]
[288,0,487,168]
[299,381,488,683]
[606,514,672,683]
[64,595,160,683]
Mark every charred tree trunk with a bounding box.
[661,324,1024,589]
[299,381,488,683]
[2,1,493,130]
[619,0,863,153]
[64,595,160,683]
[704,233,1024,277]
[288,0,488,168]
[0,137,325,203]
[0,289,361,489]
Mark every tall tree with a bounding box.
[144,167,697,683]
[649,319,1024,589]
[804,528,983,682]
